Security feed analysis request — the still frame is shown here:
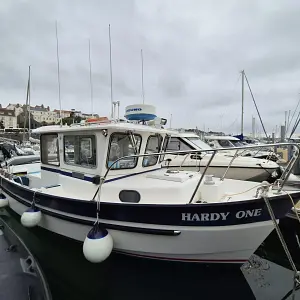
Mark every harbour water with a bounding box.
[2,209,300,300]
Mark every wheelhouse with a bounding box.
[34,122,171,189]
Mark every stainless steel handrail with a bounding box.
[101,142,300,203]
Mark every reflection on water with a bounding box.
[2,209,300,300]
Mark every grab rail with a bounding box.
[101,142,300,203]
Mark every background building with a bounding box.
[0,108,17,128]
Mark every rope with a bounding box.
[219,183,265,201]
[263,193,300,300]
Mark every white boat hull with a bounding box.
[167,165,277,182]
[7,195,275,264]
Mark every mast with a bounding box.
[141,49,145,104]
[241,70,245,136]
[23,65,31,143]
[88,39,94,117]
[109,24,113,119]
[28,65,31,139]
[55,21,62,126]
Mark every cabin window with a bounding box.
[64,135,96,168]
[41,134,59,166]
[143,135,163,167]
[167,137,193,152]
[218,140,234,148]
[107,133,142,169]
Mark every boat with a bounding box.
[163,132,281,182]
[0,215,51,300]
[205,135,280,162]
[0,106,300,264]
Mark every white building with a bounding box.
[6,103,24,116]
[0,108,17,128]
[31,106,59,124]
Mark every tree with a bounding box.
[58,116,83,126]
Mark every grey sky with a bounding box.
[0,0,300,135]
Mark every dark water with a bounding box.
[2,208,300,300]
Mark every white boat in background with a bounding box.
[163,133,281,182]
[0,104,299,265]
[205,135,280,162]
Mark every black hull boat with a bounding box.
[0,214,51,300]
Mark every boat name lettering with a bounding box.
[181,209,262,222]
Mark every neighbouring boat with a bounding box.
[0,111,300,264]
[163,132,281,182]
[205,135,280,162]
[0,214,51,300]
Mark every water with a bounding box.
[2,209,300,300]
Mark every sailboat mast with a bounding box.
[28,66,31,139]
[88,39,94,117]
[55,21,63,126]
[109,24,113,119]
[141,49,145,104]
[23,66,31,143]
[241,70,245,136]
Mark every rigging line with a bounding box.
[244,72,268,139]
[288,97,300,134]
[289,111,300,139]
[290,113,300,139]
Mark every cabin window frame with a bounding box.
[106,132,142,170]
[41,133,60,166]
[63,134,97,169]
[142,134,163,167]
[159,135,170,162]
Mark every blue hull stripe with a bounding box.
[1,175,299,227]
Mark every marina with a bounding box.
[2,1,300,299]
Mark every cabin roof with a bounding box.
[33,121,174,135]
[205,135,240,141]
[173,132,199,138]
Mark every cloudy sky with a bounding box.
[0,0,300,135]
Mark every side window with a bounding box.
[41,134,59,166]
[143,135,163,167]
[167,137,193,152]
[64,135,96,168]
[107,133,142,169]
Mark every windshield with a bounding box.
[186,137,212,150]
[218,139,235,148]
[230,140,245,147]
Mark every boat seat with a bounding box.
[13,176,30,187]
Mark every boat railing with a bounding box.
[102,142,300,203]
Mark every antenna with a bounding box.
[109,24,113,119]
[141,49,145,104]
[55,21,62,126]
[88,39,94,117]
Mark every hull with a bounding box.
[2,169,298,264]
[7,195,274,264]
[166,165,278,182]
